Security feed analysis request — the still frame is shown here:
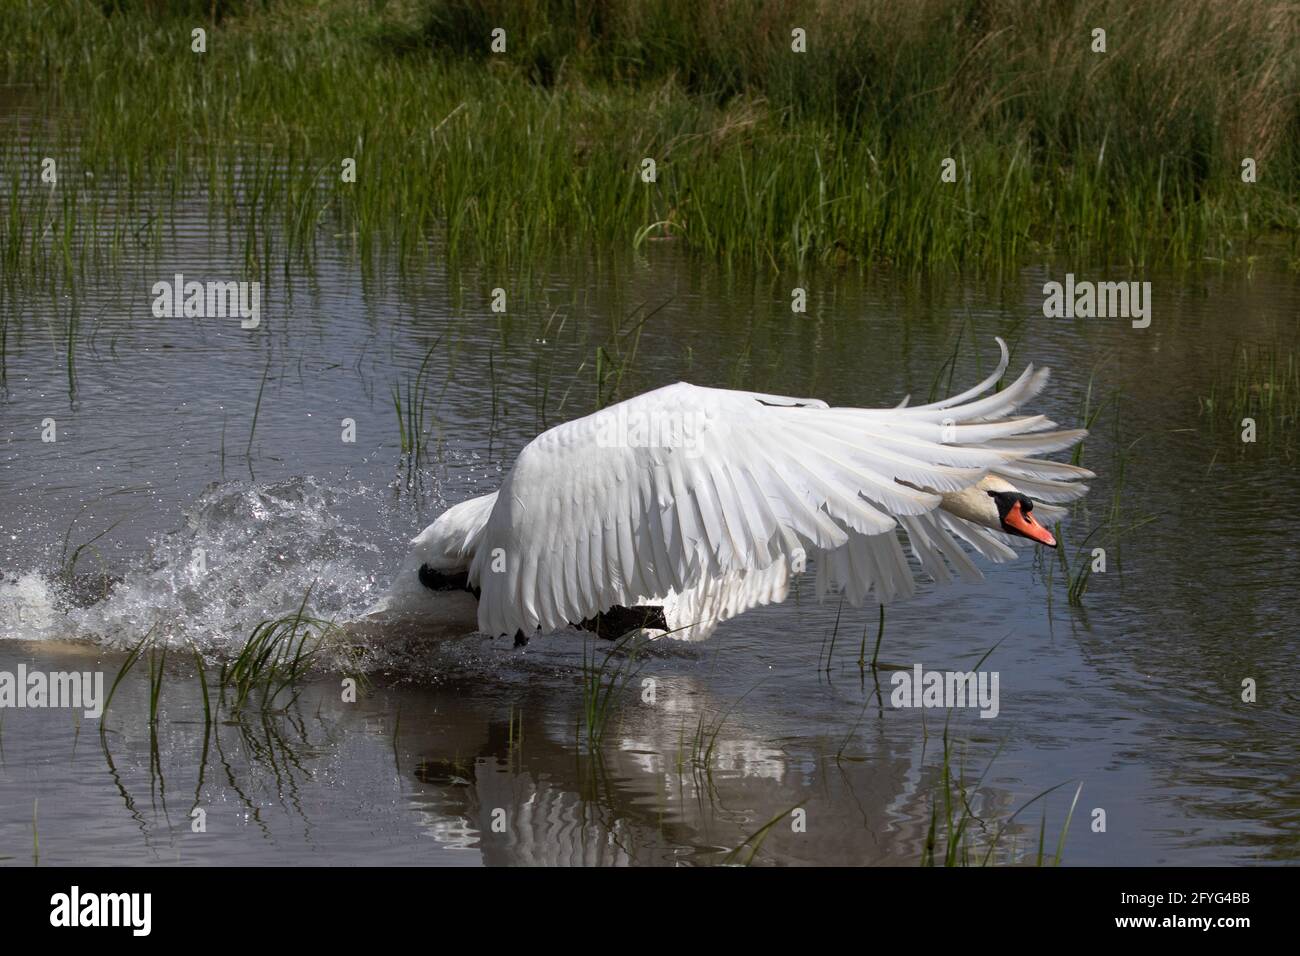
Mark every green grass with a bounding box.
[721,802,803,866]
[391,336,444,473]
[60,504,130,584]
[859,603,885,670]
[578,631,644,753]
[99,625,157,732]
[220,585,341,711]
[0,306,9,385]
[687,685,757,771]
[1047,392,1156,607]
[921,726,1082,866]
[0,0,1295,285]
[99,585,348,727]
[245,352,272,479]
[1199,342,1300,456]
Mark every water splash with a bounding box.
[1,477,386,652]
[0,572,63,641]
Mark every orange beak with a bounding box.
[1004,501,1056,548]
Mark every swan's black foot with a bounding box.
[577,605,668,641]
[513,630,530,648]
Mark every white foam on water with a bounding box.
[0,572,63,641]
[1,476,391,655]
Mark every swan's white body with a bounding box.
[375,339,1092,642]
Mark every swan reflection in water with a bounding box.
[389,669,950,866]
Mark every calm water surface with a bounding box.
[0,138,1297,866]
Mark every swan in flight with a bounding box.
[375,338,1091,644]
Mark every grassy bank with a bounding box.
[1,0,1297,278]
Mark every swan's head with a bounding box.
[400,494,498,600]
[937,476,1058,548]
[985,489,1056,548]
[359,493,498,630]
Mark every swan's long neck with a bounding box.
[410,491,498,569]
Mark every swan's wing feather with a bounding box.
[641,560,791,643]
[470,348,1085,637]
[470,382,826,635]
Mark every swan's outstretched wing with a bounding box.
[469,339,1091,638]
[637,560,791,643]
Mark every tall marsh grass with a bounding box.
[579,632,644,753]
[0,0,1295,279]
[1199,342,1300,455]
[921,728,1082,866]
[99,586,349,729]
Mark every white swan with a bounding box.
[376,338,1091,643]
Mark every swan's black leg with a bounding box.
[513,630,530,648]
[576,605,668,641]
